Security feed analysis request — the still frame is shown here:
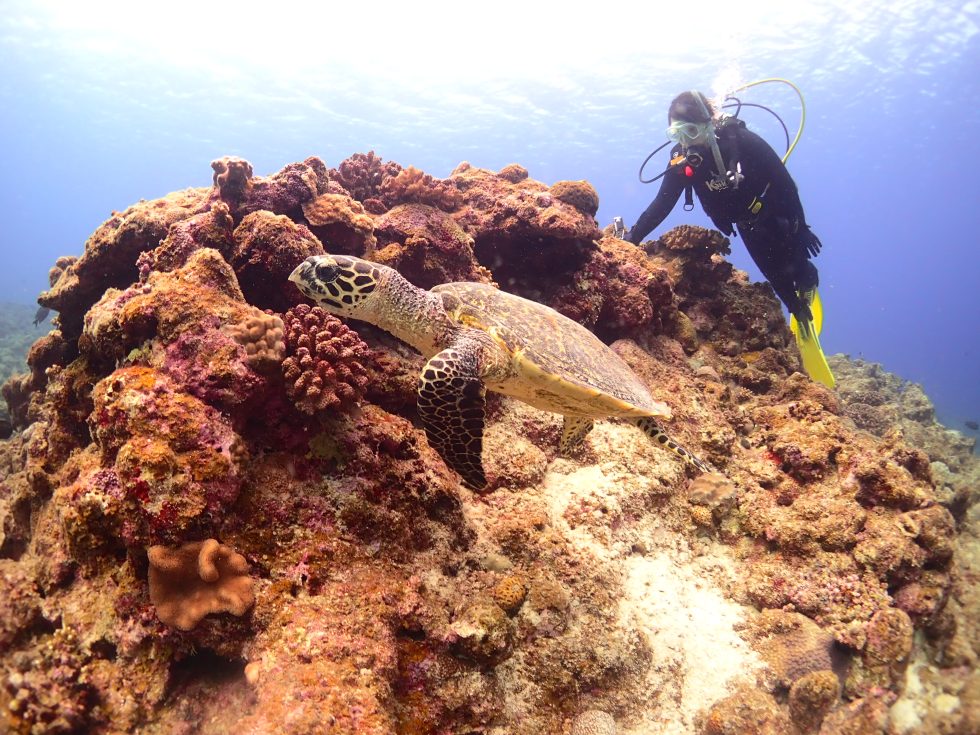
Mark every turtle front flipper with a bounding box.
[631,417,714,474]
[418,346,488,490]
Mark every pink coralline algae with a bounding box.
[281,304,371,415]
[228,210,326,312]
[80,248,269,415]
[38,187,210,337]
[301,192,378,256]
[136,201,237,275]
[373,203,492,288]
[450,163,601,288]
[67,365,244,547]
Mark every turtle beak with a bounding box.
[288,257,315,286]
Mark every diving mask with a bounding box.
[666,120,712,145]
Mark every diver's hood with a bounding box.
[688,90,732,186]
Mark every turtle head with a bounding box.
[289,254,386,319]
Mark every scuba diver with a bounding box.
[624,88,834,387]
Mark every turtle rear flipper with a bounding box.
[631,417,714,474]
[559,416,594,456]
[418,345,488,490]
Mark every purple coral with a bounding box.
[281,304,371,414]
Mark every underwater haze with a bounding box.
[1,0,978,432]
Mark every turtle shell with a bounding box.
[432,282,670,418]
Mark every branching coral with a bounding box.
[380,166,461,211]
[281,304,371,415]
[147,538,255,630]
[327,150,403,212]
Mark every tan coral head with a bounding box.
[289,255,384,319]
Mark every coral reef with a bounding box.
[147,538,255,630]
[2,154,977,735]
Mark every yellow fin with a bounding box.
[790,288,835,388]
[810,288,823,335]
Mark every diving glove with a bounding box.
[611,216,629,240]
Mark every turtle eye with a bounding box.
[315,262,340,283]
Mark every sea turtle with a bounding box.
[289,254,713,490]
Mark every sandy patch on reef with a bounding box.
[536,422,762,734]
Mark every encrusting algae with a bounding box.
[0,152,976,734]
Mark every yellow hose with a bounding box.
[725,78,805,163]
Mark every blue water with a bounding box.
[1,1,978,432]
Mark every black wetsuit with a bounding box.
[629,118,822,323]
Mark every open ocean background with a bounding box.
[0,0,977,435]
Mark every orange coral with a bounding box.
[226,307,285,372]
[550,179,599,217]
[147,538,254,630]
[493,574,527,615]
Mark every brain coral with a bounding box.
[748,610,842,689]
[493,574,527,615]
[571,709,617,735]
[281,304,371,414]
[147,538,254,630]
